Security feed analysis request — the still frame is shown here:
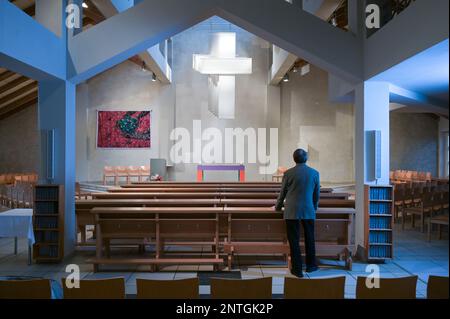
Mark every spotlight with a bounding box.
[82,2,88,9]
[141,61,147,72]
[282,74,289,82]
[292,66,299,73]
[152,72,157,82]
[331,17,338,27]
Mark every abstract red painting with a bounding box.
[97,111,151,148]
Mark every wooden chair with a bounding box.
[427,276,449,299]
[127,166,141,183]
[356,276,417,299]
[405,171,413,181]
[103,166,117,185]
[139,165,150,182]
[211,277,272,299]
[62,278,125,299]
[403,191,433,232]
[284,276,345,299]
[428,214,448,241]
[75,182,90,200]
[0,279,52,299]
[393,184,404,223]
[115,166,129,185]
[136,278,199,299]
[272,166,287,182]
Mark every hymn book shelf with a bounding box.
[33,185,64,263]
[364,185,394,261]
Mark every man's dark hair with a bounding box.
[293,148,308,164]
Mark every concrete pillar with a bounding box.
[35,0,65,37]
[38,78,77,256]
[354,81,390,254]
[347,0,365,38]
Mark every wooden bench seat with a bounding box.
[88,257,224,272]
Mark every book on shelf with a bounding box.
[33,185,64,262]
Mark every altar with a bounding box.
[197,164,245,182]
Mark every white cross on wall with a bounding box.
[193,32,252,119]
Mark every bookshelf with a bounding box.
[364,185,394,261]
[33,185,64,262]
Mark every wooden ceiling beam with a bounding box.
[0,76,31,95]
[0,82,37,106]
[0,91,38,121]
[0,71,15,82]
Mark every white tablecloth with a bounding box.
[0,209,35,244]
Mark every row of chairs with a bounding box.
[103,166,150,185]
[0,275,447,299]
[393,182,449,234]
[0,173,38,185]
[0,181,34,209]
[390,170,433,182]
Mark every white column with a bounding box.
[38,78,77,256]
[354,81,390,252]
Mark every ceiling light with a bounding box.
[82,2,88,9]
[292,66,299,73]
[152,72,157,82]
[282,74,289,82]
[141,61,147,72]
[331,17,338,27]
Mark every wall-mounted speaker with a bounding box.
[366,130,382,182]
[374,130,382,180]
[46,129,55,181]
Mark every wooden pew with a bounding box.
[109,187,282,193]
[86,205,355,271]
[123,182,333,193]
[76,199,220,244]
[220,199,355,208]
[93,192,350,201]
[89,207,224,271]
[110,187,346,198]
[76,197,354,244]
[222,207,355,270]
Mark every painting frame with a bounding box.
[96,109,152,149]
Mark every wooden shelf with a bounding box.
[365,185,394,261]
[33,185,64,263]
[369,243,393,246]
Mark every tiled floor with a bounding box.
[0,223,447,298]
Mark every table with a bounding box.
[0,209,34,265]
[197,165,245,182]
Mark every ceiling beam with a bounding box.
[0,76,31,95]
[0,90,38,121]
[0,81,37,105]
[0,70,15,82]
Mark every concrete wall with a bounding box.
[75,17,275,182]
[438,117,449,177]
[390,112,440,176]
[0,105,41,174]
[170,17,274,181]
[279,65,355,184]
[75,60,174,182]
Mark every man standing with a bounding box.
[275,149,320,278]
